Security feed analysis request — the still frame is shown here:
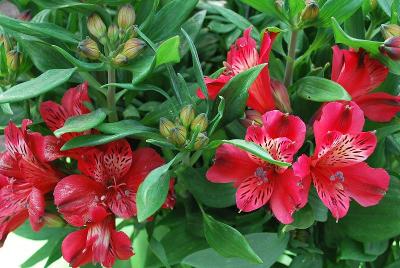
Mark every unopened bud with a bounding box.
[159,117,175,138]
[0,35,10,51]
[43,214,65,228]
[112,54,128,65]
[170,125,187,146]
[381,24,400,40]
[6,50,20,71]
[118,4,136,30]
[191,113,208,132]
[301,1,319,21]
[87,14,106,41]
[271,79,292,113]
[121,38,145,60]
[108,24,119,44]
[78,38,101,60]
[380,36,400,60]
[194,133,209,150]
[179,105,195,128]
[241,110,262,128]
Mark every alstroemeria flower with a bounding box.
[0,120,61,245]
[54,139,174,227]
[331,46,400,122]
[38,81,94,161]
[61,214,133,268]
[197,28,278,113]
[206,110,306,224]
[294,102,390,220]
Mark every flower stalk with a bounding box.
[283,30,298,87]
[107,67,118,122]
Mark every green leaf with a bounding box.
[143,0,198,41]
[54,109,106,138]
[318,0,363,27]
[338,177,400,242]
[239,0,289,22]
[202,212,262,264]
[209,96,225,136]
[339,238,378,262]
[136,155,181,222]
[149,238,171,268]
[282,205,314,232]
[0,88,12,115]
[103,83,170,99]
[61,134,128,151]
[182,167,236,208]
[21,240,55,268]
[0,68,76,104]
[219,64,266,123]
[52,45,107,71]
[44,237,64,268]
[183,233,289,268]
[121,54,156,85]
[179,10,207,56]
[0,15,79,44]
[294,76,352,102]
[155,36,181,67]
[14,221,73,240]
[209,139,291,167]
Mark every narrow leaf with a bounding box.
[52,45,107,71]
[155,36,181,67]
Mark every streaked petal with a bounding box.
[103,140,132,182]
[236,175,273,212]
[28,187,46,231]
[355,92,400,122]
[28,133,64,162]
[61,81,91,115]
[62,228,92,267]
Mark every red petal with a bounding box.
[313,101,365,147]
[39,101,69,133]
[0,152,22,178]
[18,159,59,192]
[197,75,231,100]
[355,92,400,122]
[54,175,106,226]
[260,110,306,152]
[28,133,64,162]
[269,169,305,224]
[103,140,132,182]
[106,185,137,218]
[341,163,389,207]
[315,131,376,168]
[293,154,312,206]
[331,46,345,82]
[62,228,92,267]
[246,66,275,113]
[5,120,33,160]
[28,187,45,231]
[61,81,91,115]
[0,210,28,246]
[78,148,108,184]
[111,229,134,260]
[259,31,278,63]
[236,175,273,212]
[206,144,258,183]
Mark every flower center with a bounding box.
[330,171,345,182]
[255,167,268,183]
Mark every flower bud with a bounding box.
[191,113,208,132]
[121,38,145,60]
[112,54,128,65]
[194,133,209,150]
[43,214,65,228]
[300,1,319,21]
[118,4,136,30]
[78,38,101,60]
[170,125,187,146]
[271,79,292,113]
[6,50,20,72]
[240,110,262,128]
[380,36,400,60]
[159,117,175,138]
[381,24,400,40]
[179,105,195,128]
[108,24,119,44]
[87,13,106,40]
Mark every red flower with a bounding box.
[197,28,278,113]
[206,110,306,224]
[0,120,61,245]
[62,215,133,268]
[331,46,400,122]
[38,81,94,161]
[294,102,390,220]
[53,139,173,227]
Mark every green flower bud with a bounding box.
[78,38,101,60]
[118,4,136,30]
[179,105,195,128]
[194,133,209,150]
[300,1,319,21]
[191,113,208,132]
[159,117,175,138]
[381,24,400,40]
[121,38,145,60]
[108,24,119,44]
[6,50,20,72]
[112,54,128,65]
[170,125,187,146]
[87,13,106,40]
[43,214,65,228]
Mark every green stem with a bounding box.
[283,30,298,88]
[25,100,31,119]
[107,67,118,122]
[365,21,376,40]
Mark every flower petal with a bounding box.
[28,187,46,231]
[110,229,134,261]
[197,75,231,100]
[236,175,274,212]
[54,175,106,226]
[61,228,92,267]
[269,169,305,224]
[355,92,400,122]
[341,163,389,207]
[4,120,33,160]
[316,131,376,167]
[39,101,69,133]
[18,159,59,192]
[106,185,137,218]
[103,140,132,182]
[28,133,64,162]
[61,81,91,115]
[206,144,258,183]
[78,148,108,184]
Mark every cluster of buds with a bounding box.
[78,4,145,65]
[300,0,319,21]
[159,105,209,150]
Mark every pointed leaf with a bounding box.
[155,36,181,67]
